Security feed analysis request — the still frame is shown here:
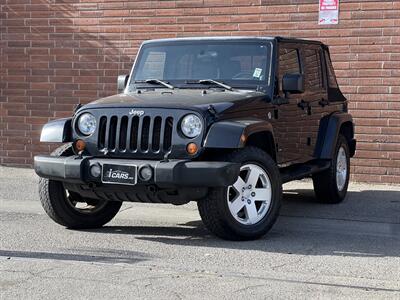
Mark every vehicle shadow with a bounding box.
[85,188,400,258]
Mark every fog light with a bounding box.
[186,142,198,155]
[90,164,101,178]
[139,165,153,181]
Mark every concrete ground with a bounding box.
[0,166,399,299]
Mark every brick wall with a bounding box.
[1,0,399,183]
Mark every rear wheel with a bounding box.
[38,144,122,229]
[198,147,282,241]
[313,134,350,204]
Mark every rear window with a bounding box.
[304,49,324,90]
[325,50,338,88]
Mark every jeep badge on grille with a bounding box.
[129,109,144,117]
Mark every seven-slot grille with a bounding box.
[97,115,174,154]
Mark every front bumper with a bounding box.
[34,155,240,187]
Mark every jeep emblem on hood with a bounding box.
[129,109,144,117]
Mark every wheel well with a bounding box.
[339,121,355,157]
[339,121,354,143]
[245,131,276,161]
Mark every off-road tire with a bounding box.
[312,134,350,204]
[197,146,282,241]
[38,144,122,229]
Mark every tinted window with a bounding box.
[304,49,323,90]
[132,42,273,89]
[325,50,338,88]
[278,48,300,92]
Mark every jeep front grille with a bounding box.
[97,115,174,154]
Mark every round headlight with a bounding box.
[77,113,96,136]
[181,114,202,138]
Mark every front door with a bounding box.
[272,43,309,165]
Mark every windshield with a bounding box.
[129,41,273,90]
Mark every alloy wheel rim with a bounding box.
[336,147,348,191]
[227,163,272,225]
[64,189,107,214]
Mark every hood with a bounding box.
[80,88,268,114]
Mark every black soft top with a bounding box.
[142,36,328,49]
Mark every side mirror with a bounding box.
[117,74,129,93]
[282,73,304,94]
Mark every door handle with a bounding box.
[319,98,329,107]
[297,99,307,110]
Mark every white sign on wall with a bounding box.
[319,0,339,25]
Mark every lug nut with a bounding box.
[248,185,252,189]
[247,200,251,204]
[251,192,256,197]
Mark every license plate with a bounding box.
[101,164,137,186]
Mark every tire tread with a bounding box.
[313,135,350,204]
[38,144,122,229]
[197,146,282,241]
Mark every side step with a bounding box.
[280,160,331,183]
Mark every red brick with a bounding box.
[0,0,399,184]
[361,2,393,10]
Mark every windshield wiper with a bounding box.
[134,79,174,89]
[198,79,233,91]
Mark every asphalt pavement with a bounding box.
[0,166,399,299]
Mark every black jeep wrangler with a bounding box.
[35,37,356,240]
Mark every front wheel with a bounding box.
[39,178,122,229]
[197,147,282,241]
[38,144,122,229]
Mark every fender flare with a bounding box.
[203,119,275,149]
[40,118,72,143]
[314,112,355,159]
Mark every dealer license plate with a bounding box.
[101,164,137,186]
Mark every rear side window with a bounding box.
[278,47,301,92]
[304,49,323,90]
[325,50,338,88]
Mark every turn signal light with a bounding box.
[74,139,86,152]
[186,142,198,155]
